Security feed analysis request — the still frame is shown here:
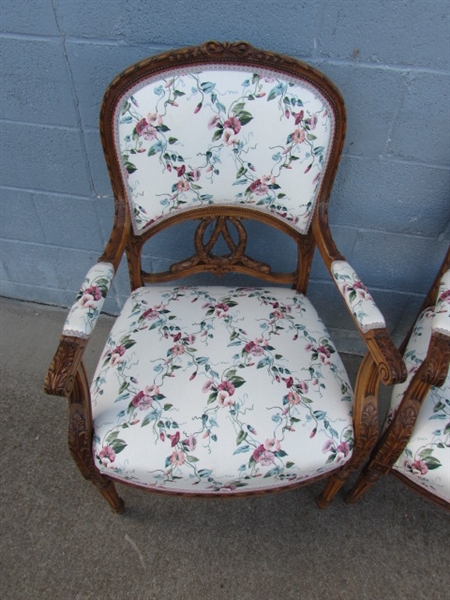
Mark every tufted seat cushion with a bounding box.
[390,307,450,503]
[91,286,354,495]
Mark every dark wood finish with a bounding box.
[346,247,450,510]
[45,41,406,513]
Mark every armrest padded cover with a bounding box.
[331,260,386,333]
[63,262,115,339]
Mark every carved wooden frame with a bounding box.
[346,247,450,511]
[45,41,406,513]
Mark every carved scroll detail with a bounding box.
[355,401,379,460]
[368,329,407,385]
[68,410,101,482]
[420,332,450,387]
[125,40,328,82]
[372,405,418,473]
[169,216,272,277]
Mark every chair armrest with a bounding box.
[62,262,115,339]
[311,212,406,386]
[331,260,386,332]
[331,260,406,386]
[44,261,115,397]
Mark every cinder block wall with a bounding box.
[1,0,449,352]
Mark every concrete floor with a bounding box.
[1,296,449,600]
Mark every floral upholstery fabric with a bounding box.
[389,307,450,503]
[432,269,450,335]
[63,262,114,339]
[331,261,386,333]
[91,286,354,494]
[115,67,334,236]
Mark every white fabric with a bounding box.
[63,262,114,339]
[331,261,386,332]
[115,66,334,236]
[90,286,354,494]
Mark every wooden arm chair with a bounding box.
[44,41,405,514]
[346,248,450,510]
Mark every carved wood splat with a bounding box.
[168,216,272,276]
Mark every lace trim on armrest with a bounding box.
[61,328,90,340]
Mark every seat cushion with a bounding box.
[390,308,450,503]
[91,286,354,494]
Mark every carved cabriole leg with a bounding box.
[344,467,384,504]
[345,404,420,505]
[317,352,380,508]
[69,364,125,514]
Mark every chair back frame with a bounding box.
[98,41,347,294]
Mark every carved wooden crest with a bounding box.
[169,216,271,276]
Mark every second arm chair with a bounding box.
[346,247,450,511]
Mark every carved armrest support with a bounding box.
[364,329,407,386]
[44,337,88,397]
[329,261,406,385]
[419,331,450,388]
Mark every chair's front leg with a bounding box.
[68,364,125,514]
[344,401,419,505]
[317,352,380,507]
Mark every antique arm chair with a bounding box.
[346,248,450,511]
[44,42,405,514]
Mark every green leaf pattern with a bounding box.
[63,262,114,339]
[117,68,332,234]
[389,307,450,501]
[332,261,386,332]
[91,286,355,493]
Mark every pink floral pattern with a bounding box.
[331,261,385,332]
[115,67,334,235]
[63,262,114,339]
[91,286,354,494]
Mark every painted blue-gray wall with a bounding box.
[1,0,449,352]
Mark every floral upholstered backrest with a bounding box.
[114,63,336,236]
